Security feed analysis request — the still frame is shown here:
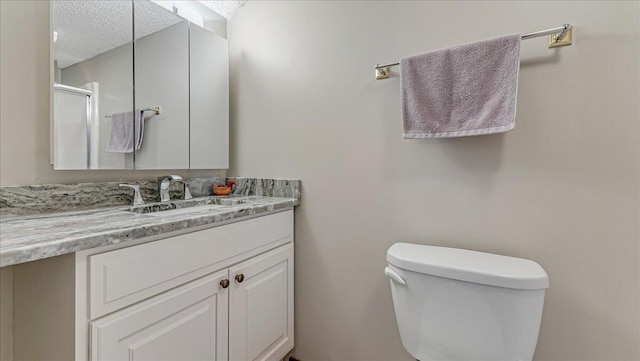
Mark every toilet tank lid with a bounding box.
[387,243,549,290]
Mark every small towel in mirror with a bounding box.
[105,109,145,153]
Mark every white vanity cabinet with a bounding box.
[12,210,294,361]
[229,244,294,361]
[90,270,230,361]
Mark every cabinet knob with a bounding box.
[220,279,230,288]
[235,274,245,283]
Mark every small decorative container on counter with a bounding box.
[212,179,237,196]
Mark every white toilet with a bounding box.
[386,243,549,361]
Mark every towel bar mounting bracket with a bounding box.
[548,27,572,48]
[375,66,391,80]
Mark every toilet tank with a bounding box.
[386,243,549,361]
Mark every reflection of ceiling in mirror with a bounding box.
[53,0,183,69]
[199,1,246,19]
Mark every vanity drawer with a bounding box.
[89,210,293,319]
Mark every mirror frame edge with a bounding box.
[49,0,54,166]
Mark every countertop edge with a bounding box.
[0,197,297,268]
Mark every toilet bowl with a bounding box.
[386,243,549,361]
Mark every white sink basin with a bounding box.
[126,196,258,216]
[144,204,225,217]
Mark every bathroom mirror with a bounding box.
[188,19,229,169]
[51,0,229,170]
[133,2,190,169]
[52,0,135,169]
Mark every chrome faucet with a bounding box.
[157,175,183,202]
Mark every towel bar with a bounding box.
[374,24,572,80]
[105,107,161,119]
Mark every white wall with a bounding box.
[228,2,639,360]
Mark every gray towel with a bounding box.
[135,110,145,151]
[401,35,521,138]
[105,109,145,153]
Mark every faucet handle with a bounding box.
[119,184,144,206]
[182,183,193,200]
[175,179,194,200]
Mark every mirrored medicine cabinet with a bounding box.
[51,0,229,170]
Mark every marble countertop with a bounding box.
[0,196,298,267]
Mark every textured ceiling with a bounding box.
[199,1,246,19]
[53,0,183,68]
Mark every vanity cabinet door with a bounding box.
[90,270,229,361]
[229,244,294,361]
